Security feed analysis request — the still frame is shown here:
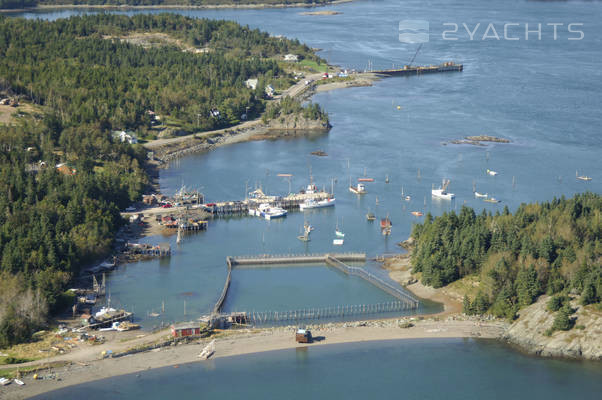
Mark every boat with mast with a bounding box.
[335,218,345,238]
[380,214,392,235]
[576,171,592,181]
[432,179,455,200]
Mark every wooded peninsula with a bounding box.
[0,13,326,347]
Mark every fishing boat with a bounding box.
[385,175,390,184]
[349,183,367,194]
[411,211,423,217]
[484,197,501,203]
[358,178,374,182]
[310,150,328,157]
[487,169,498,176]
[366,210,376,221]
[576,171,592,181]
[249,203,287,220]
[474,192,488,198]
[404,195,411,201]
[380,215,392,236]
[299,197,335,210]
[333,239,344,245]
[432,179,455,200]
[380,216,392,229]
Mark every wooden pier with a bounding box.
[213,253,418,322]
[372,62,463,77]
[203,190,332,216]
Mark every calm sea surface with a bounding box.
[6,1,601,390]
[32,339,602,400]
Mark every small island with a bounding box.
[449,135,511,146]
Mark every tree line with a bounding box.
[410,193,601,320]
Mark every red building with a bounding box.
[171,322,201,338]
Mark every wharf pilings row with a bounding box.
[213,253,418,321]
[231,252,366,266]
[213,256,233,314]
[243,301,414,324]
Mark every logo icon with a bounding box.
[399,20,429,43]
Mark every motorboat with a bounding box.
[349,183,366,194]
[487,169,498,176]
[249,203,287,220]
[474,192,488,198]
[432,179,455,200]
[299,197,335,210]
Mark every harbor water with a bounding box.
[8,0,601,328]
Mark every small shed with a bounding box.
[171,322,201,338]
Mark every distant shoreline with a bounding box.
[1,0,352,13]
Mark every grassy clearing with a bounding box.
[298,59,328,73]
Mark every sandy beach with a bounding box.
[1,317,507,399]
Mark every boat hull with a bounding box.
[299,198,336,210]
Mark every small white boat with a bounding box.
[576,171,592,181]
[250,204,287,220]
[484,197,501,203]
[432,179,455,200]
[299,197,335,210]
[474,192,488,198]
[487,169,498,176]
[333,239,344,245]
[335,229,345,238]
[404,195,411,201]
[14,379,24,386]
[199,340,215,360]
[0,378,11,386]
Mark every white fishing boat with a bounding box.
[432,179,455,200]
[487,169,498,176]
[299,197,335,210]
[249,203,287,220]
[474,192,488,198]
[333,239,344,245]
[349,182,366,194]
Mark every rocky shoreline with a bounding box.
[502,295,601,360]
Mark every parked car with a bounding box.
[161,203,172,208]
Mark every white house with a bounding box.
[112,130,138,144]
[245,78,258,90]
[284,54,299,62]
[265,85,275,97]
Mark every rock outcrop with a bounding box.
[503,295,602,360]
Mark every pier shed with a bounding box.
[171,322,201,338]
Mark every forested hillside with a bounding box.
[0,14,321,347]
[410,194,601,320]
[31,0,335,8]
[0,14,319,132]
